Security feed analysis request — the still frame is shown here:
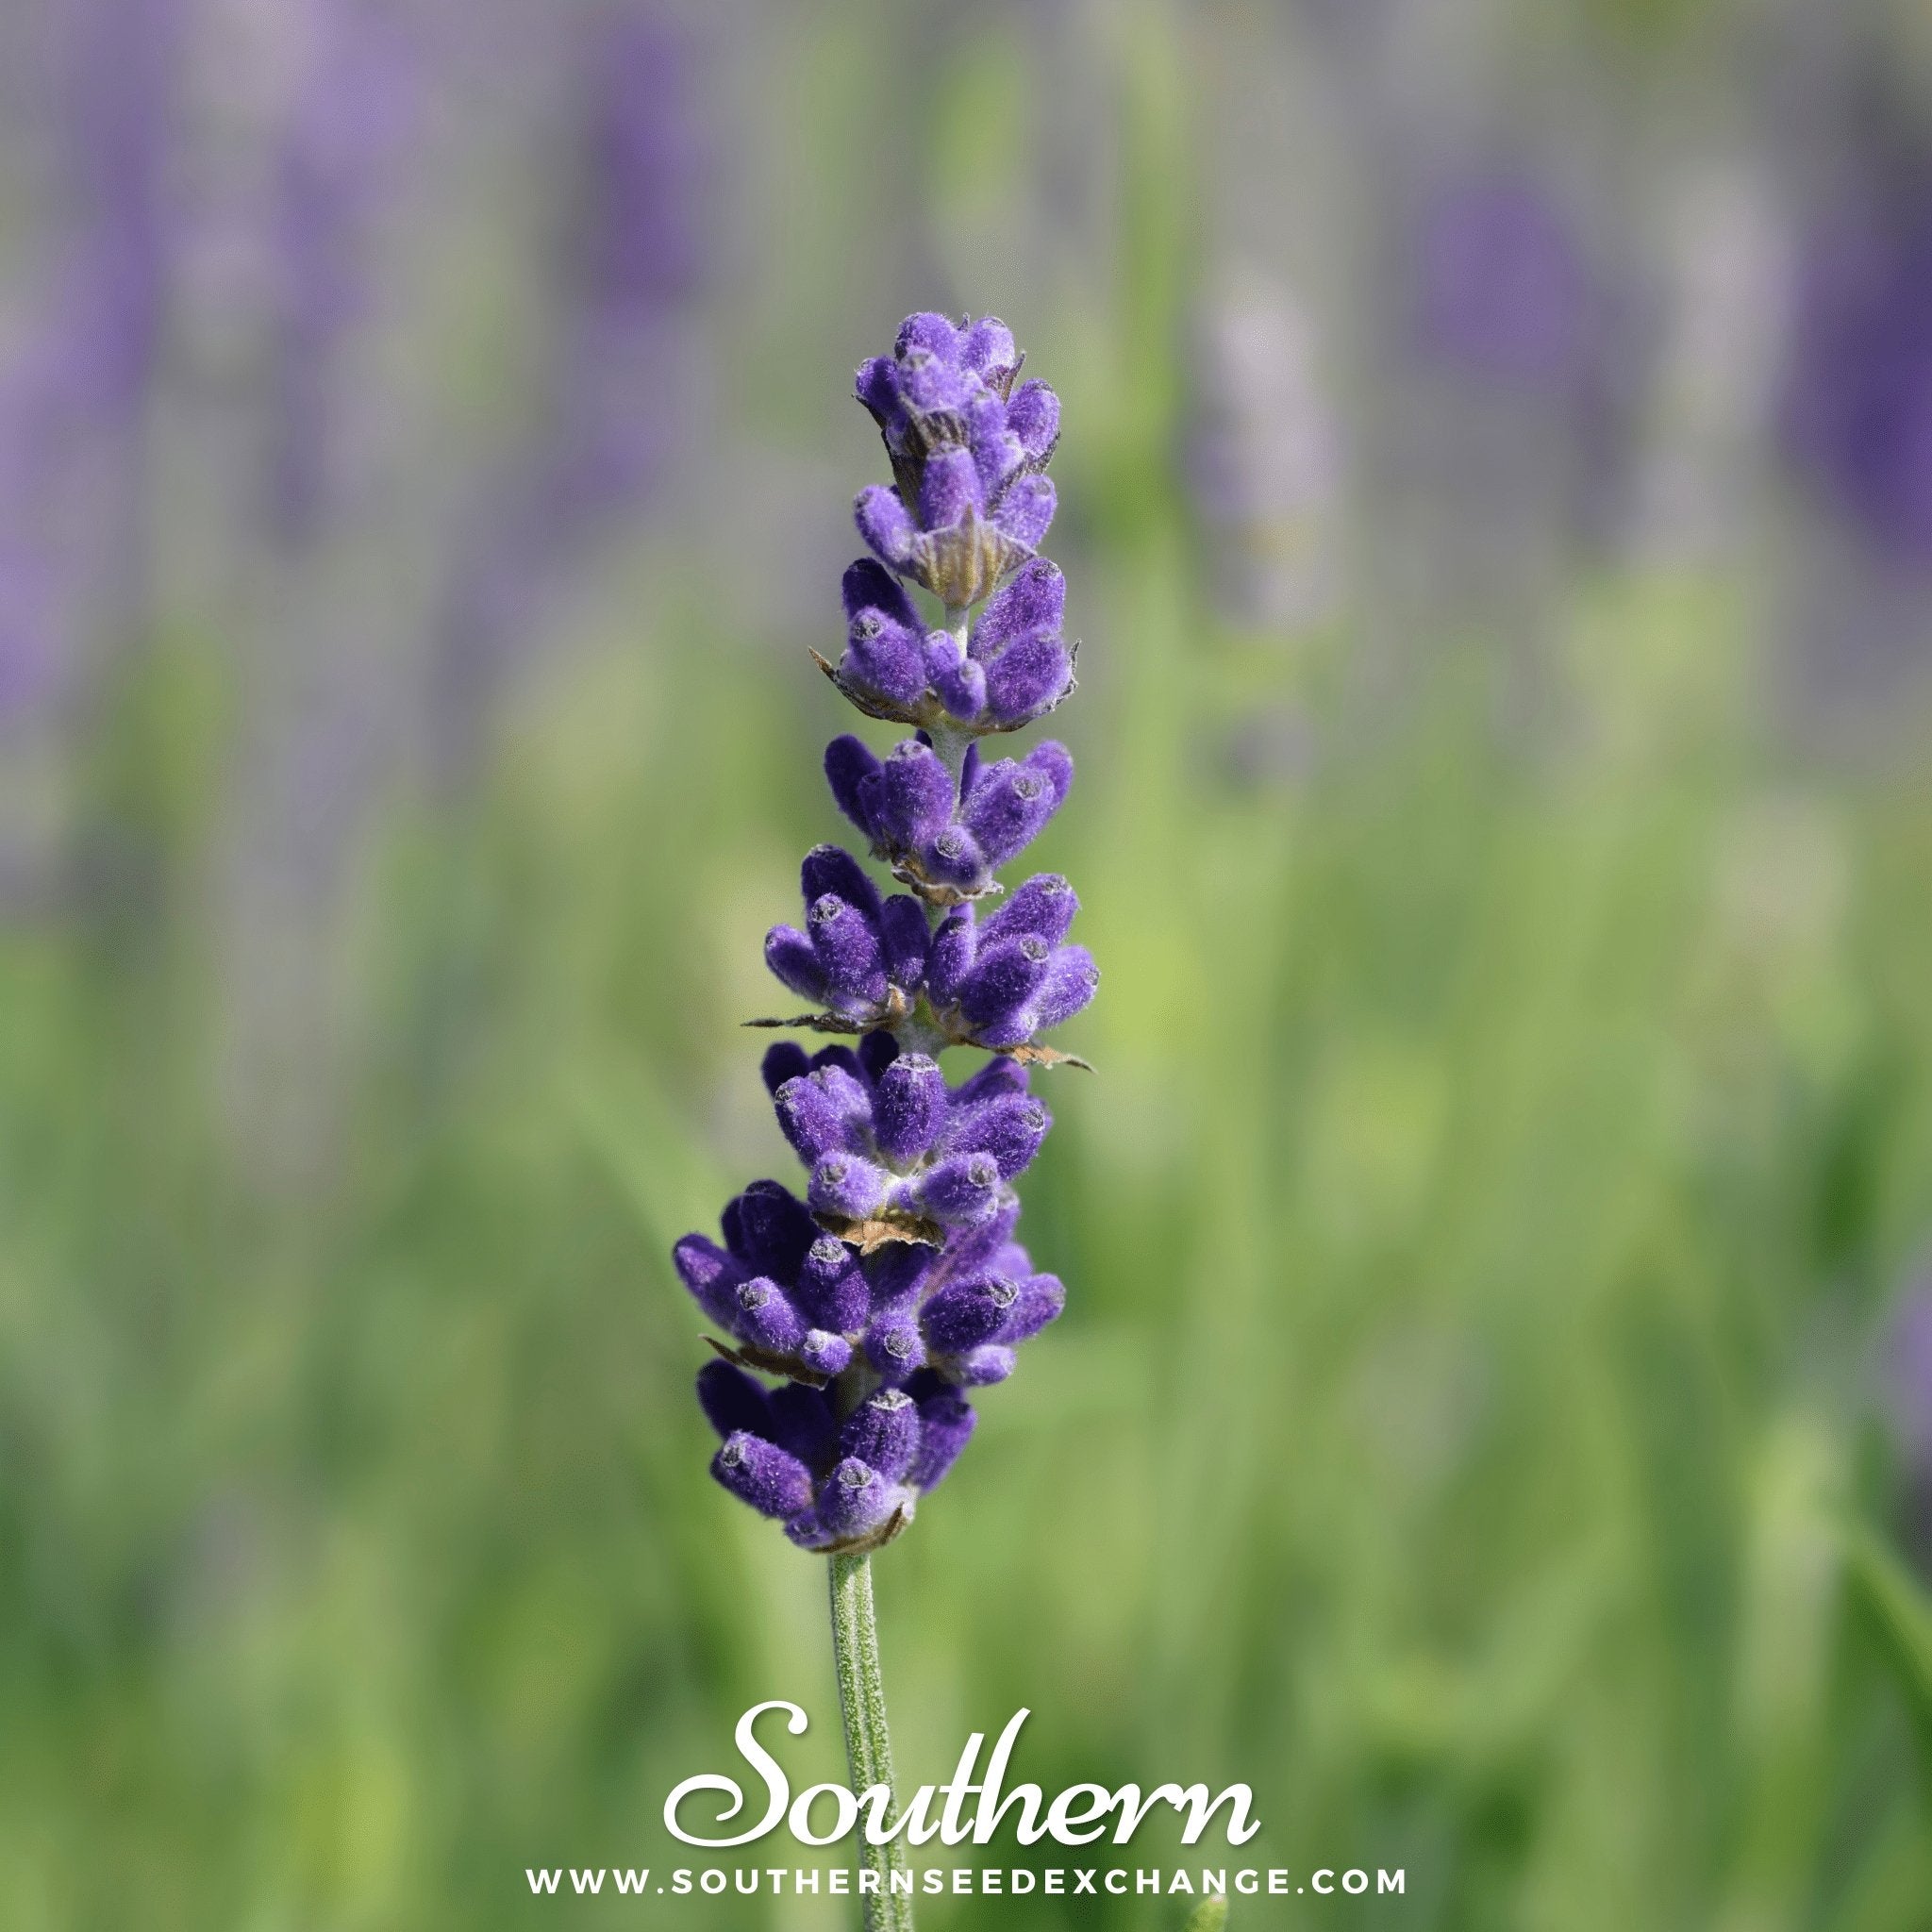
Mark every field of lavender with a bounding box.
[7,1,1932,1927]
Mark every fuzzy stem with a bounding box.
[829,1553,915,1930]
[929,604,976,790]
[927,720,973,791]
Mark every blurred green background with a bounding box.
[8,0,1932,1925]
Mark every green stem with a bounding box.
[828,1553,915,1931]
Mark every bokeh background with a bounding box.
[8,0,1932,1924]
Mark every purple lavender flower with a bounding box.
[1784,175,1932,562]
[0,0,181,726]
[1413,168,1592,391]
[825,733,1073,903]
[427,6,708,772]
[850,313,1059,617]
[816,556,1077,737]
[265,0,423,543]
[675,314,1091,1560]
[1886,1278,1932,1569]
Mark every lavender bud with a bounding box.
[839,1388,922,1484]
[795,1233,868,1332]
[696,1359,771,1439]
[760,1041,813,1095]
[908,1153,1004,1228]
[797,1329,854,1379]
[808,1153,890,1222]
[896,312,960,359]
[774,1066,870,1164]
[950,1092,1052,1180]
[998,1272,1065,1343]
[908,1383,977,1490]
[923,1272,1022,1354]
[855,484,918,570]
[847,622,927,708]
[960,316,1020,388]
[839,559,928,706]
[993,474,1056,551]
[764,924,830,1005]
[824,735,885,838]
[727,1181,819,1280]
[973,558,1065,655]
[1029,944,1101,1030]
[874,1053,947,1164]
[934,656,991,720]
[800,843,882,920]
[898,345,973,420]
[864,1241,935,1313]
[816,1457,899,1540]
[872,739,956,849]
[734,1277,809,1357]
[675,1233,745,1327]
[919,444,985,529]
[953,1344,1017,1387]
[879,895,929,990]
[768,1381,837,1466]
[920,824,990,892]
[1006,380,1059,461]
[782,1508,827,1549]
[713,1432,814,1519]
[971,408,1027,509]
[958,936,1053,1034]
[855,356,903,428]
[842,557,918,627]
[960,743,1072,867]
[938,1196,1025,1282]
[980,874,1079,948]
[865,1309,926,1380]
[983,635,1073,725]
[808,893,889,1008]
[951,1057,1031,1107]
[925,905,976,1007]
[856,1029,901,1083]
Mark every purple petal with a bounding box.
[838,1387,921,1484]
[764,924,829,1004]
[825,735,883,837]
[874,1052,947,1164]
[909,1385,975,1490]
[919,445,984,530]
[980,874,1078,948]
[992,473,1056,549]
[971,558,1065,658]
[695,1359,771,1438]
[856,484,917,567]
[983,634,1072,724]
[713,1431,814,1519]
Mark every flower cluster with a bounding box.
[818,556,1077,737]
[673,313,1093,1555]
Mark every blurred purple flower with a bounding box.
[1887,1279,1932,1568]
[267,0,423,541]
[1412,168,1593,391]
[1887,1281,1932,1464]
[1186,276,1339,628]
[0,0,181,723]
[427,6,707,769]
[1784,178,1932,563]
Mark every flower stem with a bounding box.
[828,1553,915,1930]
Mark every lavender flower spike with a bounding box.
[671,313,1089,1932]
[815,325,1074,739]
